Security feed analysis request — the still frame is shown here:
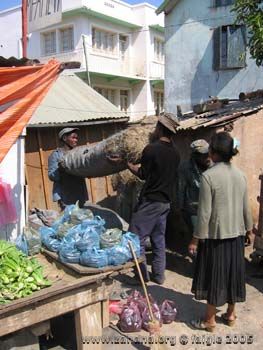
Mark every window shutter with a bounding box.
[227,25,246,68]
[215,0,234,7]
[213,27,221,70]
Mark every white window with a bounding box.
[120,90,129,112]
[42,31,56,56]
[154,91,164,114]
[154,38,164,62]
[92,28,116,54]
[94,87,116,105]
[119,35,128,59]
[60,27,74,52]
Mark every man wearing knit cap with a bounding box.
[48,128,88,210]
[127,115,180,285]
[177,139,211,233]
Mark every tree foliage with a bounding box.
[232,0,263,66]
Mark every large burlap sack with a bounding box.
[61,124,154,178]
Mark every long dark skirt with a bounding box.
[191,236,246,307]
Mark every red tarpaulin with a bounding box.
[0,59,61,163]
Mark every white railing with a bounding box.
[149,61,165,79]
[88,53,147,78]
[39,50,84,65]
[39,49,150,79]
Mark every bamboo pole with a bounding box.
[128,241,155,321]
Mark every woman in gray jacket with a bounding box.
[189,132,253,332]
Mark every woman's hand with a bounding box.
[245,230,253,246]
[188,237,199,256]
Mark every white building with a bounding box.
[0,1,165,121]
[157,0,263,113]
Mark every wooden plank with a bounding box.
[0,281,109,337]
[25,129,46,209]
[37,130,49,209]
[75,302,102,350]
[39,128,60,211]
[101,299,109,328]
[30,320,50,336]
[0,273,112,318]
[42,249,140,275]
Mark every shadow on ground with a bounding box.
[245,258,263,294]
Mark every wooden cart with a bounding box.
[0,253,137,349]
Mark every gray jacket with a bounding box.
[48,148,88,206]
[194,162,253,240]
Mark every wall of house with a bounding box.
[0,6,21,58]
[164,0,263,113]
[0,137,26,241]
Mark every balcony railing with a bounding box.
[40,49,147,78]
[39,50,162,80]
[149,61,165,79]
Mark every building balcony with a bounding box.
[40,50,147,79]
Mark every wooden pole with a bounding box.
[22,0,28,58]
[82,35,91,86]
[128,241,155,321]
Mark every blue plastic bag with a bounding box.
[39,226,61,252]
[80,248,108,268]
[107,245,130,266]
[59,245,81,264]
[15,233,28,256]
[39,226,56,240]
[75,227,100,252]
[61,225,82,246]
[122,232,140,258]
[63,204,75,221]
[81,216,106,235]
[100,228,122,249]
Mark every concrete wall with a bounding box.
[0,6,22,58]
[164,0,263,113]
[0,136,26,241]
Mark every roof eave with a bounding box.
[27,117,129,128]
[156,0,180,15]
[63,6,142,29]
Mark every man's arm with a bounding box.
[48,151,61,182]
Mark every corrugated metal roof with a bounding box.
[178,98,263,131]
[29,72,127,126]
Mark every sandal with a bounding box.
[221,313,237,327]
[190,319,216,333]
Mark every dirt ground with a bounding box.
[36,242,263,350]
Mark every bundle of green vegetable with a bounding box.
[0,240,51,304]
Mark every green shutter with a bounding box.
[227,25,246,68]
[213,27,221,70]
[215,0,234,7]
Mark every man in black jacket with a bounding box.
[128,115,180,284]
